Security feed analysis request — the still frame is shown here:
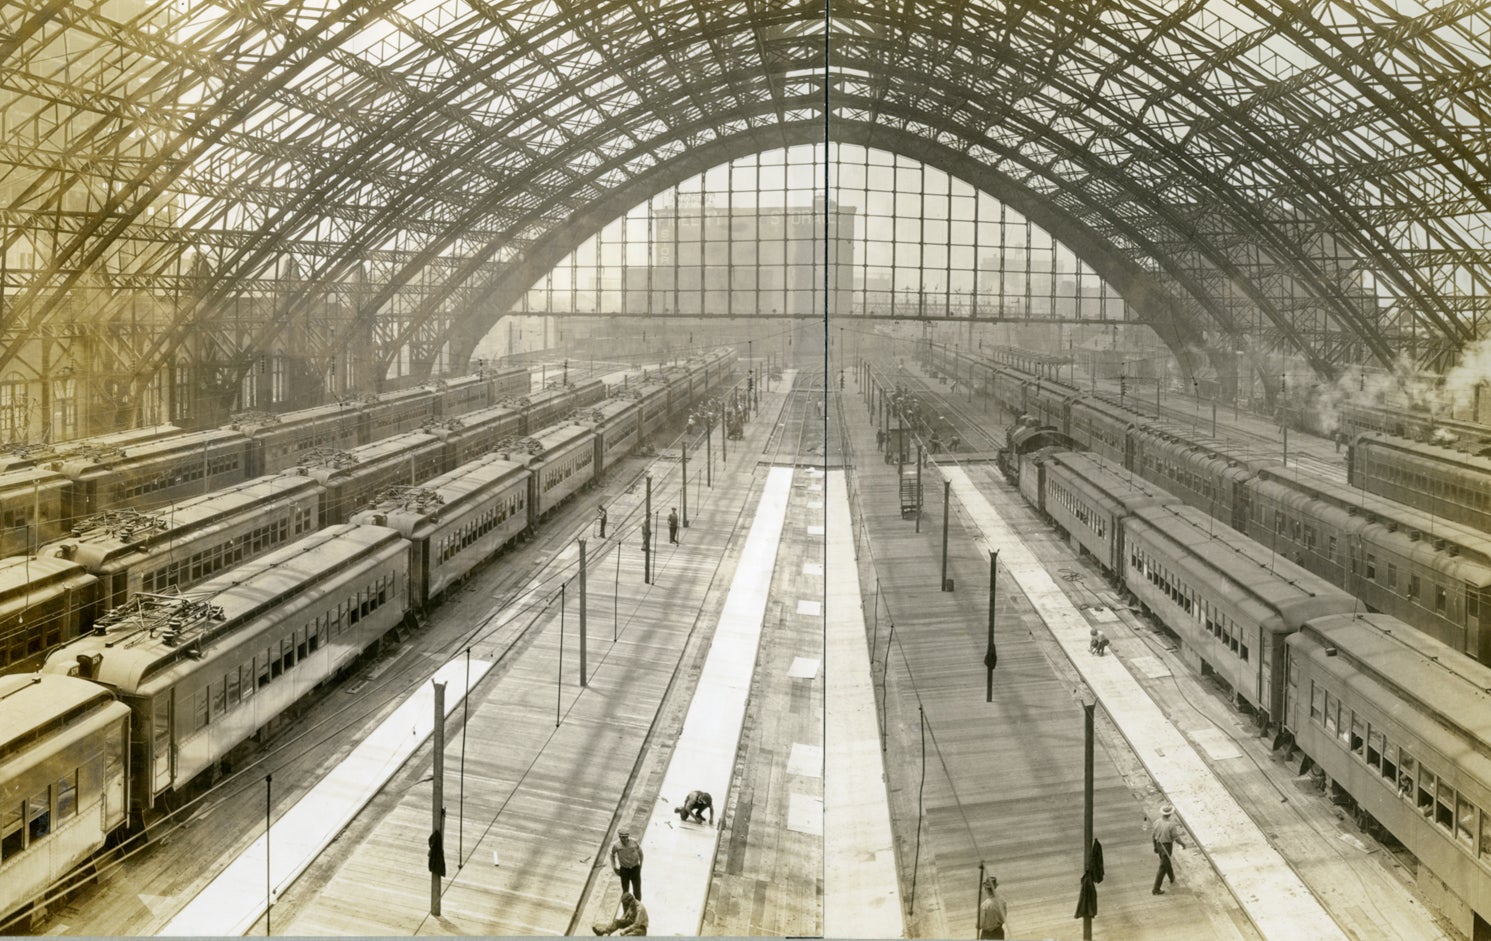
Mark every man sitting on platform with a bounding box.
[594,891,648,936]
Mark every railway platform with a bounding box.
[228,369,817,936]
[847,362,1451,940]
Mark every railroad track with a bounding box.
[30,406,710,936]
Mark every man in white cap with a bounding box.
[1151,804,1185,894]
[611,827,644,900]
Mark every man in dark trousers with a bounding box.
[597,504,607,538]
[667,507,679,544]
[611,827,644,900]
[674,790,714,825]
[978,875,1008,939]
[1152,804,1185,894]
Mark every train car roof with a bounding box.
[51,427,248,475]
[584,397,643,424]
[227,401,366,434]
[351,453,529,532]
[1253,465,1490,544]
[424,401,525,434]
[0,465,69,491]
[286,430,443,477]
[1045,450,1182,511]
[1293,613,1491,771]
[40,524,404,693]
[40,475,322,569]
[0,555,97,609]
[1354,431,1491,468]
[368,384,438,404]
[1126,503,1356,632]
[522,421,593,454]
[1248,470,1491,571]
[0,674,126,764]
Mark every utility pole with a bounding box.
[431,681,446,917]
[578,540,588,687]
[643,474,653,584]
[940,478,952,592]
[985,550,998,702]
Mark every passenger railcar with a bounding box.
[1123,503,1355,724]
[42,524,409,811]
[0,558,100,675]
[1349,433,1491,538]
[1067,398,1135,466]
[636,380,673,439]
[41,476,321,609]
[229,404,364,477]
[588,398,644,478]
[1128,424,1260,532]
[434,375,492,418]
[0,468,70,559]
[425,402,526,469]
[0,675,130,924]
[351,454,530,608]
[359,387,439,440]
[1334,399,1491,445]
[513,378,609,433]
[1242,466,1491,662]
[1284,614,1491,939]
[1037,451,1180,574]
[55,431,254,521]
[284,431,447,526]
[519,422,598,520]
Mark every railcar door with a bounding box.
[150,694,174,803]
[1474,586,1490,664]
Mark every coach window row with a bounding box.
[186,570,398,733]
[1132,542,1251,663]
[1363,456,1490,512]
[439,492,525,564]
[4,601,74,668]
[1311,680,1489,867]
[0,770,78,862]
[607,425,638,453]
[121,454,242,501]
[142,515,300,594]
[1048,480,1103,537]
[542,450,595,493]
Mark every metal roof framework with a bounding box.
[2,0,1488,410]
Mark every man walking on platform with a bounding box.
[1152,804,1185,894]
[978,875,1008,939]
[611,828,644,900]
[667,507,679,544]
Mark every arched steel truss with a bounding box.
[2,0,1487,417]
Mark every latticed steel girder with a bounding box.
[2,0,1488,408]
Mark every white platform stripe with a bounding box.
[943,467,1347,941]
[824,471,904,938]
[638,466,795,936]
[161,657,494,937]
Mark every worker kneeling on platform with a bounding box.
[674,790,714,825]
[1089,627,1109,656]
[593,891,648,936]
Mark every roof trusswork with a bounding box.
[1,1,1487,391]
